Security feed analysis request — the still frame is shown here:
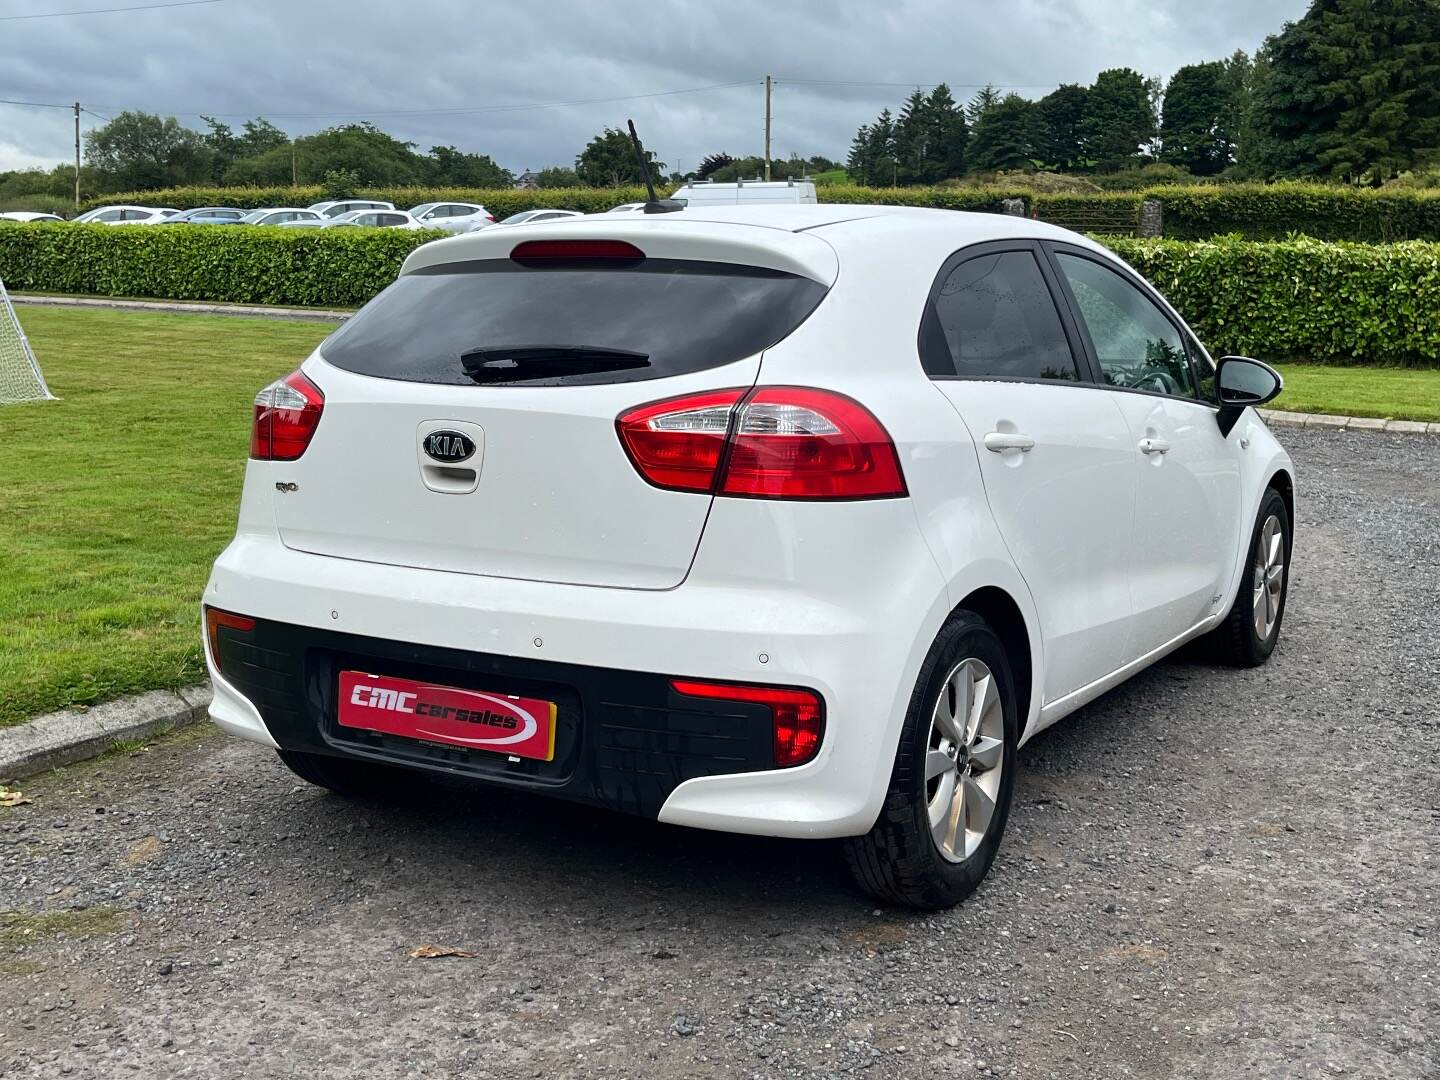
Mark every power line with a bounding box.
[0,97,72,109]
[0,0,223,20]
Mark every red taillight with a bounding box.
[511,239,643,261]
[616,386,905,500]
[204,605,254,674]
[671,679,824,767]
[251,370,324,460]
[616,388,745,492]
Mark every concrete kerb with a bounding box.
[0,686,212,781]
[1258,408,1439,435]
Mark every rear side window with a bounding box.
[921,251,1077,381]
[321,258,829,387]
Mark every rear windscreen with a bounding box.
[319,258,829,387]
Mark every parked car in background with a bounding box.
[308,199,396,219]
[487,209,585,228]
[606,203,647,214]
[408,202,493,232]
[230,208,323,227]
[321,209,424,230]
[159,207,247,224]
[671,179,819,206]
[72,205,179,225]
[0,211,65,222]
[204,205,1293,910]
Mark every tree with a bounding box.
[200,116,241,182]
[967,93,1037,173]
[426,145,512,187]
[293,123,422,185]
[1254,0,1440,182]
[892,90,931,184]
[966,85,1002,127]
[239,118,288,157]
[83,111,213,192]
[846,108,897,186]
[1082,68,1158,170]
[575,127,663,186]
[695,153,733,181]
[534,166,580,188]
[1034,84,1089,170]
[1160,62,1233,174]
[926,84,969,180]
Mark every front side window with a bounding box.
[1055,253,1197,399]
[921,250,1078,381]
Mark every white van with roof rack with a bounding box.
[670,178,818,207]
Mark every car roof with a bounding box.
[250,207,312,214]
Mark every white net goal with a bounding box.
[0,280,56,404]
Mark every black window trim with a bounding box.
[916,238,1101,387]
[1040,241,1220,412]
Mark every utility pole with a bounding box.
[760,75,771,182]
[291,146,297,186]
[73,102,81,211]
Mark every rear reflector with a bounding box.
[204,606,254,674]
[616,386,905,500]
[511,239,644,261]
[671,679,824,767]
[251,370,324,460]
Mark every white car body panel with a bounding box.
[204,204,1294,838]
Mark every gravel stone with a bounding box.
[0,428,1435,1079]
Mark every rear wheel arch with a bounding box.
[951,586,1034,739]
[1267,468,1295,544]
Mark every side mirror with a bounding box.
[1215,356,1283,437]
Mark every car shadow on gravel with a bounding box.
[256,654,1201,925]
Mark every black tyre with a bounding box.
[276,748,405,798]
[1210,487,1291,667]
[845,611,1019,910]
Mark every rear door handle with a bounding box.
[983,432,1036,453]
[1138,438,1171,455]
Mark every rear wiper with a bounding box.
[459,345,650,384]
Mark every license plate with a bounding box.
[337,671,556,762]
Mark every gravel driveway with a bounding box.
[2,428,1436,1080]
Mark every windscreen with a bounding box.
[319,258,829,387]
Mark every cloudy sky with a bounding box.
[1,0,1309,175]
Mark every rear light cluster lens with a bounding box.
[671,679,824,767]
[251,370,324,460]
[204,605,254,674]
[617,387,905,500]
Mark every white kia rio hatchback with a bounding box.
[203,205,1294,909]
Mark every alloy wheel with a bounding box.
[1252,513,1285,641]
[925,658,1005,863]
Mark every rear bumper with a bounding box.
[203,501,950,838]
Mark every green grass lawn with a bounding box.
[0,307,1436,727]
[0,308,335,726]
[1272,364,1440,423]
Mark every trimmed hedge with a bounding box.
[2,223,1436,366]
[1108,236,1440,367]
[0,222,439,307]
[77,180,1440,241]
[1150,183,1440,242]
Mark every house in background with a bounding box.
[513,170,540,190]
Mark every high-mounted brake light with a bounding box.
[204,605,254,675]
[251,370,324,460]
[616,386,905,500]
[671,679,824,767]
[511,239,645,261]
